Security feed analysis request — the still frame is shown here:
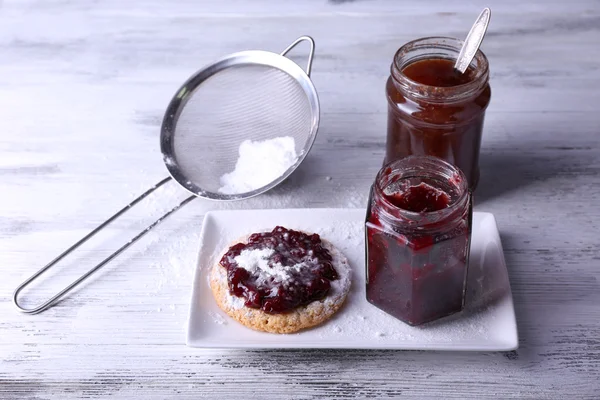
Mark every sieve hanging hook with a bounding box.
[13,36,319,314]
[280,35,315,76]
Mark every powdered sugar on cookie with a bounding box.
[233,247,328,287]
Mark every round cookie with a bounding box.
[209,234,352,334]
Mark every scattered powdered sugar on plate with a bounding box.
[218,136,298,194]
[208,310,227,325]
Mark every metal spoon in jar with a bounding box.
[454,7,491,74]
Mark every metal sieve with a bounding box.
[14,36,319,314]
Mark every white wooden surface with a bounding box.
[2,0,600,398]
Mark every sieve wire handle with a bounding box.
[13,177,196,314]
[280,35,315,76]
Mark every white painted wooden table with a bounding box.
[2,0,599,398]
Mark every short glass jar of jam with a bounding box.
[385,37,491,189]
[365,155,472,326]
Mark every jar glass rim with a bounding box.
[391,36,489,101]
[373,155,470,228]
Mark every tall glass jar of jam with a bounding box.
[366,155,472,326]
[385,37,491,190]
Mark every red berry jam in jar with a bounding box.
[385,37,491,190]
[366,155,472,326]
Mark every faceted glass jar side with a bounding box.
[365,156,472,326]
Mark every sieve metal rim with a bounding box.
[160,45,320,201]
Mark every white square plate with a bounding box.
[186,209,518,351]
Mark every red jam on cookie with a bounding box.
[219,227,339,314]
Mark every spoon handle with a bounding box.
[454,7,491,74]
